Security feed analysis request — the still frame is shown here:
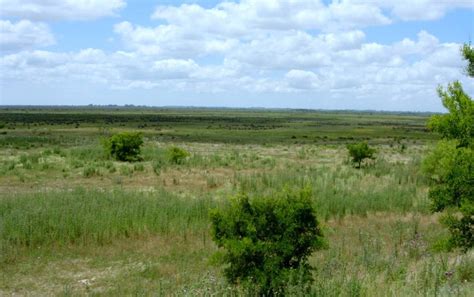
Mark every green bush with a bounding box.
[167,146,189,164]
[424,144,473,250]
[210,188,325,295]
[346,142,376,168]
[104,132,143,162]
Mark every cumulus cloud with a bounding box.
[1,0,472,110]
[0,20,55,52]
[1,29,468,94]
[229,30,368,70]
[0,49,216,89]
[152,0,390,33]
[285,69,320,89]
[113,21,239,58]
[378,0,473,21]
[0,0,126,21]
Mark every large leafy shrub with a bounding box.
[104,132,143,162]
[428,81,474,148]
[210,188,325,295]
[423,43,474,251]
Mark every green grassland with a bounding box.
[0,107,472,296]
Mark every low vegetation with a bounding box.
[0,105,472,295]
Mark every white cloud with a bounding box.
[0,0,126,21]
[0,20,55,52]
[348,0,473,21]
[152,0,390,33]
[152,59,199,79]
[114,21,239,58]
[230,30,367,70]
[390,0,473,21]
[1,30,468,95]
[285,69,320,89]
[326,1,391,30]
[0,49,210,88]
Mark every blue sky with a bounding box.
[0,0,473,111]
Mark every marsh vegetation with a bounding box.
[0,107,472,296]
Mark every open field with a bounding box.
[0,107,472,296]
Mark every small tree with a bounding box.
[423,43,474,250]
[346,142,376,168]
[104,132,143,162]
[210,188,325,295]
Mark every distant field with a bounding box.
[0,107,472,296]
[0,107,436,147]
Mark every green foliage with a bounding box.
[428,81,474,148]
[424,45,474,251]
[210,188,325,295]
[422,140,458,186]
[346,142,376,168]
[104,132,143,162]
[440,204,473,251]
[167,146,189,164]
[461,43,474,77]
[424,145,473,250]
[424,146,473,212]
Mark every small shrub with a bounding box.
[104,161,114,169]
[152,160,164,176]
[210,188,325,295]
[206,175,219,188]
[83,166,99,178]
[456,255,474,282]
[347,142,376,168]
[108,165,116,173]
[104,132,143,162]
[120,165,133,176]
[22,161,32,170]
[133,163,144,172]
[400,143,407,153]
[70,159,83,169]
[167,146,189,165]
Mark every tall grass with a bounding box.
[0,188,214,250]
[236,160,430,219]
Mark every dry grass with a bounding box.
[1,139,471,296]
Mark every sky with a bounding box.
[0,0,473,111]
